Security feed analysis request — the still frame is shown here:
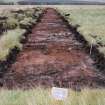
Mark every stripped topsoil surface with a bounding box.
[1,8,105,89]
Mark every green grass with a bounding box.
[19,17,36,29]
[66,9,105,45]
[0,28,26,61]
[56,5,105,56]
[6,17,18,29]
[0,88,105,105]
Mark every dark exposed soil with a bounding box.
[1,8,105,90]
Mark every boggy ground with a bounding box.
[2,8,105,89]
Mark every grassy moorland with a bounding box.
[0,88,105,105]
[56,5,105,55]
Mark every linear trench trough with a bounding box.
[2,8,105,89]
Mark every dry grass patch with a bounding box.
[0,29,26,61]
[0,88,105,105]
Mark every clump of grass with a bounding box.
[16,13,25,22]
[6,18,18,29]
[0,28,26,61]
[19,8,42,29]
[24,9,35,18]
[0,88,105,105]
[19,17,36,29]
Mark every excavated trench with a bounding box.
[1,8,105,89]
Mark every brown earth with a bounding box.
[2,8,105,89]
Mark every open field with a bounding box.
[0,5,105,12]
[0,5,105,105]
[0,5,36,13]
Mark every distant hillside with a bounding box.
[17,0,105,5]
[0,0,105,5]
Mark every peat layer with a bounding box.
[1,8,105,89]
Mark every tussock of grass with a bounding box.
[0,29,26,61]
[0,88,105,105]
[6,18,18,29]
[19,17,36,29]
[24,9,35,18]
[16,14,25,22]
